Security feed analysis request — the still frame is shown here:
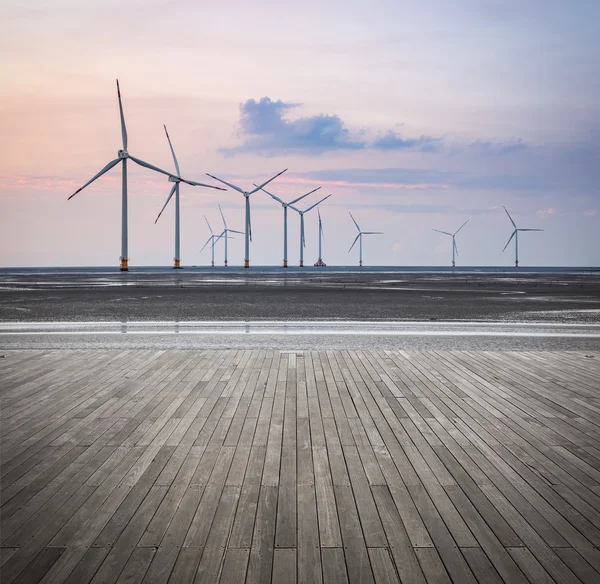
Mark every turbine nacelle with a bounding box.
[168,175,179,183]
[117,150,128,159]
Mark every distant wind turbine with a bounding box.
[216,204,243,267]
[257,185,322,267]
[201,216,221,267]
[289,194,332,267]
[503,207,543,268]
[314,208,326,266]
[205,170,287,268]
[68,80,195,271]
[154,125,225,269]
[433,220,469,267]
[348,212,383,267]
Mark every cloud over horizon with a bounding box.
[221,97,366,156]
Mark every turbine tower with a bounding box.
[433,220,469,267]
[348,212,383,267]
[201,216,221,267]
[289,194,331,267]
[154,125,225,269]
[205,170,287,268]
[257,185,321,267]
[68,80,192,271]
[314,208,326,266]
[503,207,543,268]
[217,204,243,267]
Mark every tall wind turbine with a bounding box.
[154,125,225,269]
[257,185,321,267]
[348,212,383,267]
[314,208,326,266]
[503,207,543,268]
[289,194,331,267]
[205,170,287,268]
[68,80,192,271]
[217,204,243,267]
[201,216,221,267]
[433,220,468,267]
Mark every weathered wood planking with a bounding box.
[1,349,599,583]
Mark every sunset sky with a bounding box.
[1,0,598,267]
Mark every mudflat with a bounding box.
[1,269,599,323]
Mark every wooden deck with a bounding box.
[1,349,600,583]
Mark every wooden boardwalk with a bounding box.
[1,348,600,584]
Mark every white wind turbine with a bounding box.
[257,185,322,267]
[432,220,468,267]
[289,194,332,267]
[154,125,225,269]
[314,208,326,266]
[200,216,222,267]
[216,204,243,267]
[348,212,383,267]
[503,207,543,268]
[68,80,194,271]
[205,170,287,268]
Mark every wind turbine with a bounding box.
[503,207,543,268]
[216,204,243,267]
[289,194,331,267]
[257,185,322,267]
[314,208,326,266]
[201,216,221,267]
[205,170,287,268]
[432,220,468,267]
[68,80,193,271]
[154,125,225,269]
[348,212,383,267]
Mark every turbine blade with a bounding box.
[504,206,516,228]
[349,212,360,232]
[163,124,180,176]
[205,173,245,194]
[503,230,516,252]
[248,168,288,194]
[129,156,174,178]
[518,228,544,231]
[289,186,321,205]
[212,232,225,248]
[255,184,284,205]
[432,229,452,236]
[68,158,121,199]
[154,183,177,224]
[454,220,469,235]
[204,215,213,235]
[219,204,227,228]
[348,234,361,253]
[200,236,213,252]
[116,80,128,151]
[454,239,459,256]
[304,194,331,213]
[181,179,226,190]
[229,229,244,234]
[362,231,383,235]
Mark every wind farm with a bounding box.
[60,81,568,271]
[3,3,600,583]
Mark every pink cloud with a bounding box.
[584,209,598,217]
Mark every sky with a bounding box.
[1,0,599,267]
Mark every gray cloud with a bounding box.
[221,97,366,156]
